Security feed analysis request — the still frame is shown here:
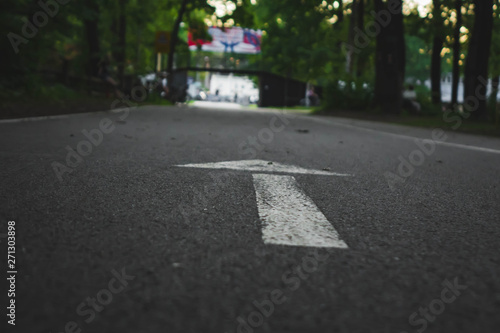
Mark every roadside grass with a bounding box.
[390,115,500,137]
[0,83,81,103]
[316,109,500,137]
[262,105,317,114]
[142,93,173,106]
[0,85,112,119]
[0,82,175,119]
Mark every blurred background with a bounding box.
[1,0,499,134]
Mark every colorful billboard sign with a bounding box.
[188,27,262,54]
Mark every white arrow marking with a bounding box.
[253,173,348,248]
[176,159,351,177]
[176,160,350,248]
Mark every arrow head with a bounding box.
[176,159,351,176]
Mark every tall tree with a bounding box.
[451,0,462,107]
[346,0,358,74]
[373,0,405,114]
[112,0,127,87]
[253,0,343,81]
[356,0,365,78]
[338,0,344,23]
[430,0,443,104]
[167,0,189,94]
[488,0,500,119]
[83,0,101,77]
[463,0,494,119]
[490,75,499,117]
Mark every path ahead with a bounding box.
[1,105,500,333]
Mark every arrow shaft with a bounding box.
[252,174,348,248]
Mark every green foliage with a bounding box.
[413,84,442,116]
[489,1,500,77]
[323,79,374,111]
[0,0,219,94]
[144,93,174,106]
[405,35,431,82]
[1,0,499,119]
[0,74,79,102]
[253,0,344,82]
[231,0,257,27]
[32,83,80,101]
[187,9,212,42]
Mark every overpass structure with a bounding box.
[171,67,321,107]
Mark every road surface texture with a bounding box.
[1,104,499,333]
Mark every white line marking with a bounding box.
[306,116,500,155]
[0,114,70,124]
[0,107,138,124]
[252,173,348,248]
[427,140,500,154]
[177,159,351,176]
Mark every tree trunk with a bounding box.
[451,0,462,107]
[112,0,127,88]
[117,0,126,86]
[431,36,443,104]
[356,0,365,77]
[61,58,69,85]
[345,0,358,74]
[430,0,443,104]
[463,0,493,120]
[167,0,189,95]
[338,0,344,23]
[83,0,101,77]
[373,0,405,114]
[489,75,499,118]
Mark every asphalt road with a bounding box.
[1,103,500,333]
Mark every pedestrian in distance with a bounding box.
[307,86,319,106]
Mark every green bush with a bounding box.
[0,75,80,102]
[413,84,442,116]
[322,79,374,111]
[33,83,80,101]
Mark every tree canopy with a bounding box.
[1,0,499,119]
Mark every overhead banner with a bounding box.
[188,27,262,54]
